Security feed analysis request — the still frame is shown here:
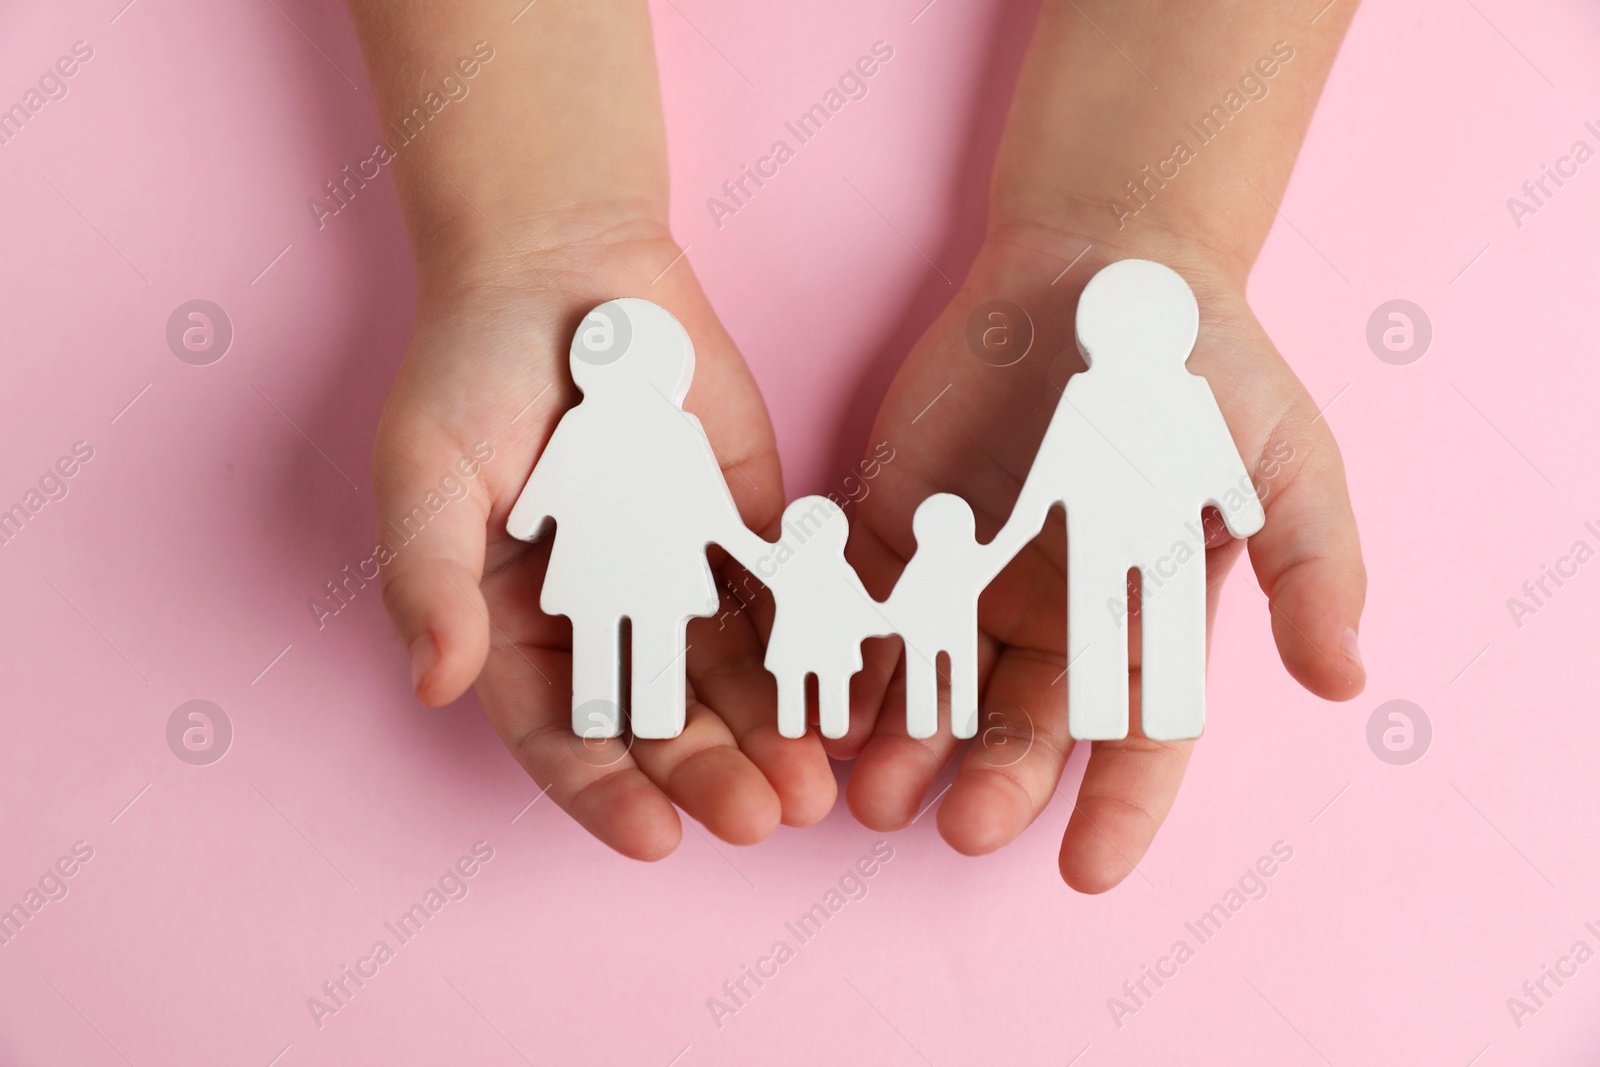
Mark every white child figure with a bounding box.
[884,493,1028,740]
[754,496,888,739]
[505,298,768,740]
[1006,259,1266,741]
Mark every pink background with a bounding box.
[2,0,1598,1063]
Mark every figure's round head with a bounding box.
[569,298,695,402]
[783,495,848,555]
[912,493,975,547]
[1075,259,1199,371]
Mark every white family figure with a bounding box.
[1003,259,1265,740]
[753,496,888,740]
[508,261,1263,744]
[505,298,768,740]
[884,494,1022,740]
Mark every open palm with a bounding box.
[372,229,836,859]
[833,232,1367,891]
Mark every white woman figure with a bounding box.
[506,299,768,740]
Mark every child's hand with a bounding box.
[344,1,835,856]
[821,0,1367,891]
[371,222,836,857]
[832,227,1366,890]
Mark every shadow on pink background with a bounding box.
[1,0,1598,1064]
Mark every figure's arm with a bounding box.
[981,496,1050,580]
[505,425,569,542]
[848,568,897,640]
[1193,383,1265,539]
[982,423,1063,571]
[714,522,775,578]
[685,442,772,577]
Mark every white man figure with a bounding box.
[753,496,890,739]
[1005,259,1265,740]
[505,299,769,740]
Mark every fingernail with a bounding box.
[1341,628,1363,671]
[410,634,439,695]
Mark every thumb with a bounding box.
[1192,293,1368,702]
[1242,378,1368,702]
[372,410,495,706]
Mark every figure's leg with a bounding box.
[1067,528,1132,740]
[950,626,980,739]
[903,641,940,739]
[818,671,852,740]
[775,669,807,739]
[1138,548,1208,740]
[630,618,689,739]
[571,616,623,738]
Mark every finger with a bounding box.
[1196,318,1367,702]
[1246,404,1367,700]
[649,273,824,831]
[830,517,911,760]
[935,645,1072,855]
[686,570,839,827]
[947,524,1245,867]
[372,412,495,707]
[844,666,955,831]
[472,595,682,862]
[844,633,1000,831]
[1055,527,1253,891]
[618,590,793,845]
[663,264,784,537]
[630,696,782,846]
[1058,681,1194,893]
[480,541,781,852]
[838,636,901,759]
